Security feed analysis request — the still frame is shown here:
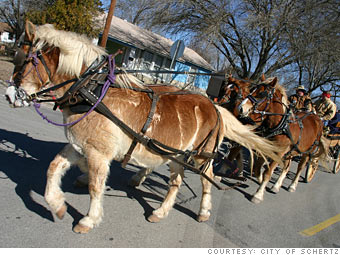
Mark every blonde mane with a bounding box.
[263,77,288,106]
[34,24,145,89]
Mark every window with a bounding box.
[164,58,172,69]
[141,51,153,70]
[126,48,136,69]
[186,67,197,85]
[161,58,172,82]
[154,55,163,70]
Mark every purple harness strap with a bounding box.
[33,55,115,127]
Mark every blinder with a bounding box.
[13,48,26,67]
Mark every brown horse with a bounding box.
[231,75,328,203]
[216,76,259,173]
[6,21,283,233]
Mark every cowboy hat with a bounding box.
[296,85,306,92]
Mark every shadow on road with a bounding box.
[0,128,198,225]
[0,128,65,221]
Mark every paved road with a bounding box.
[1,84,340,248]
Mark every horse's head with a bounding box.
[6,20,107,108]
[238,76,288,124]
[219,75,255,119]
[6,21,61,107]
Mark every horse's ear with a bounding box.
[260,74,266,81]
[25,20,36,42]
[227,75,236,83]
[268,77,278,87]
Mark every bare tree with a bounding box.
[0,0,25,41]
[111,0,159,29]
[289,0,340,99]
[144,0,339,86]
[0,0,57,41]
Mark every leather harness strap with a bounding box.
[77,86,228,190]
[121,93,159,168]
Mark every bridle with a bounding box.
[218,82,244,105]
[9,36,80,106]
[13,38,53,89]
[238,83,289,121]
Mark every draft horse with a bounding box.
[6,21,283,233]
[226,75,328,203]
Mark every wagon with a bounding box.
[304,133,340,183]
[326,134,340,174]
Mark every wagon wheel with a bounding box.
[305,161,317,183]
[332,148,340,174]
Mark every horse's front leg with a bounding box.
[148,160,184,223]
[73,148,110,234]
[45,144,82,219]
[288,155,309,192]
[271,158,292,193]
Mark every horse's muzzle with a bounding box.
[5,85,30,107]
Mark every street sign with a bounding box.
[170,40,185,70]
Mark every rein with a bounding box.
[246,84,321,158]
[32,54,116,127]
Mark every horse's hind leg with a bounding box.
[45,144,82,219]
[197,162,214,222]
[148,161,184,223]
[73,149,110,234]
[253,156,265,183]
[128,167,153,187]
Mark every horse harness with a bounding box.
[27,54,229,190]
[247,85,321,159]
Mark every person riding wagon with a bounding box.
[288,85,313,112]
[313,91,337,125]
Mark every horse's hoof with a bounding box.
[214,176,222,182]
[73,223,91,234]
[271,187,280,194]
[197,214,210,222]
[288,187,296,193]
[147,214,161,223]
[251,196,263,204]
[56,204,67,219]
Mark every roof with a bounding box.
[99,15,214,71]
[0,22,12,33]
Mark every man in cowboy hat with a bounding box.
[288,85,313,112]
[313,91,337,126]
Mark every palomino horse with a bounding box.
[231,75,328,203]
[6,21,283,233]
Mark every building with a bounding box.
[0,22,15,44]
[98,16,214,89]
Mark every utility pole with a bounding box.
[100,0,117,48]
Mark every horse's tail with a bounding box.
[216,105,284,167]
